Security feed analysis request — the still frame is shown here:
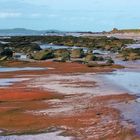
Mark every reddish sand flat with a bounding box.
[0,61,139,140]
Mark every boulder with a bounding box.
[54,49,70,62]
[70,49,84,58]
[61,52,70,62]
[33,49,54,60]
[85,54,94,62]
[0,48,13,58]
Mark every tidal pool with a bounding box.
[126,44,140,49]
[40,44,70,50]
[40,44,88,52]
[113,101,140,135]
[105,70,140,135]
[0,78,30,87]
[0,67,46,87]
[104,71,140,95]
[0,67,46,72]
[0,131,72,140]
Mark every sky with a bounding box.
[0,0,140,31]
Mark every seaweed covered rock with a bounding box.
[3,42,41,54]
[118,48,140,61]
[54,49,70,62]
[5,36,134,53]
[84,54,95,62]
[0,48,13,60]
[32,49,54,60]
[70,49,84,58]
[60,52,70,62]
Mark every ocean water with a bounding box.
[104,71,140,95]
[104,70,140,134]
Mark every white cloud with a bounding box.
[22,0,48,5]
[30,13,41,18]
[0,12,21,18]
[0,11,43,19]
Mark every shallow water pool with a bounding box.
[0,78,30,87]
[0,67,46,72]
[104,71,140,95]
[105,70,140,135]
[0,131,72,140]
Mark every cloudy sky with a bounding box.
[0,0,140,31]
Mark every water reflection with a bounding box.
[0,67,46,72]
[0,131,72,140]
[0,78,30,87]
[105,71,140,95]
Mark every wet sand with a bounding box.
[0,61,139,140]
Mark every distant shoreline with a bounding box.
[0,28,140,39]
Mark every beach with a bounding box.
[0,61,139,140]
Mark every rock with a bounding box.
[0,56,8,61]
[33,49,54,60]
[0,48,13,58]
[85,54,94,62]
[87,62,99,67]
[61,52,70,62]
[106,57,114,64]
[96,112,102,116]
[54,49,70,62]
[70,49,84,58]
[118,48,140,61]
[127,53,139,60]
[2,42,42,54]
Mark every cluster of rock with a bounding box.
[0,38,115,67]
[30,48,114,67]
[0,48,13,61]
[31,49,83,61]
[0,35,136,63]
[0,42,41,60]
[118,48,140,61]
